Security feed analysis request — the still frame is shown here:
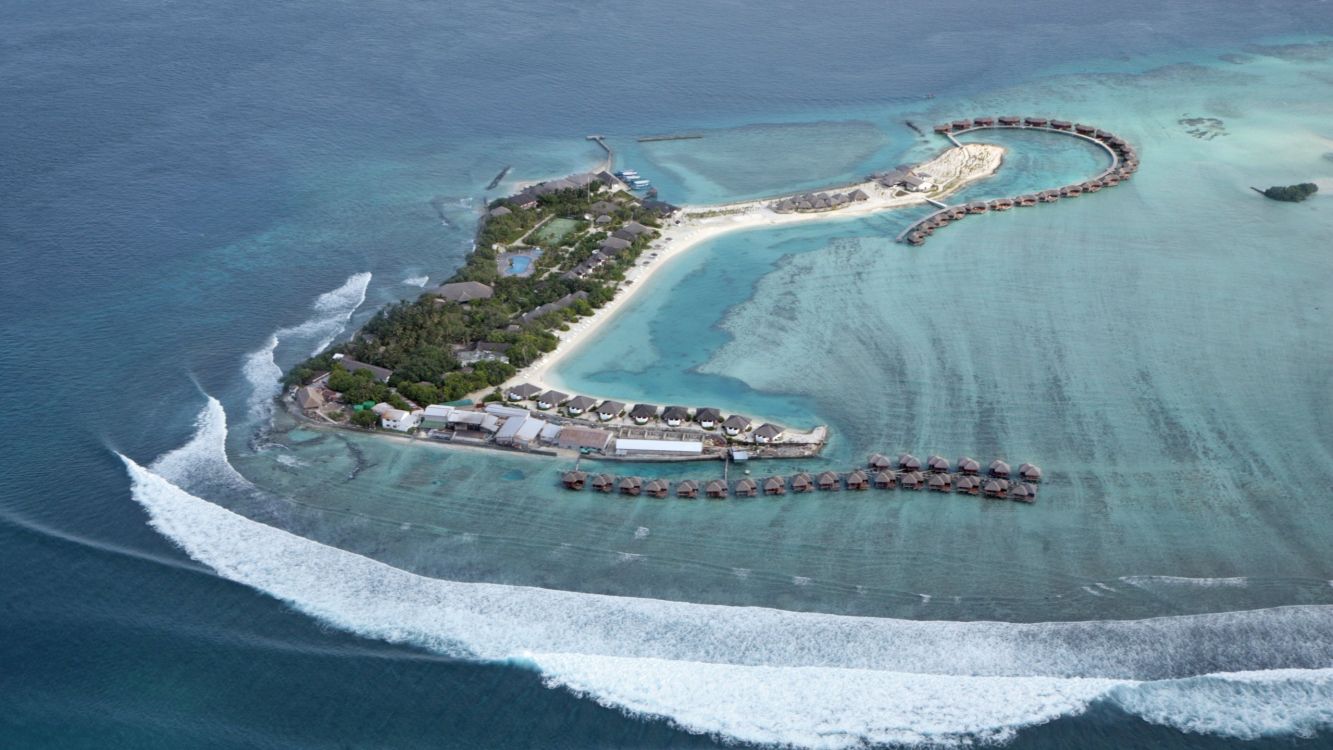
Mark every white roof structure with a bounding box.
[484,404,529,418]
[614,438,704,456]
[514,417,546,443]
[539,422,563,442]
[381,408,409,421]
[423,405,455,421]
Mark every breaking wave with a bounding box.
[402,275,429,287]
[1122,575,1250,589]
[241,272,371,423]
[118,398,1333,748]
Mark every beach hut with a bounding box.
[596,400,625,421]
[734,478,759,497]
[957,457,981,476]
[722,415,752,437]
[705,479,729,499]
[898,453,922,471]
[956,475,981,495]
[662,405,689,427]
[630,403,658,425]
[873,470,896,489]
[562,470,588,490]
[645,479,670,499]
[676,479,700,499]
[1019,463,1043,482]
[791,472,814,493]
[817,471,840,491]
[928,473,953,493]
[506,383,542,402]
[591,474,615,493]
[989,460,1011,479]
[536,390,568,410]
[850,189,869,202]
[695,407,721,429]
[899,471,924,490]
[926,455,950,473]
[845,470,870,491]
[754,423,783,444]
[1011,483,1037,503]
[763,476,786,496]
[618,476,643,496]
[868,453,892,471]
[565,395,597,416]
[983,478,1010,498]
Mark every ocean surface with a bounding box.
[4,1,1333,747]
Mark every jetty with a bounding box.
[561,453,1042,505]
[900,117,1138,245]
[586,134,614,172]
[637,134,704,143]
[486,165,512,191]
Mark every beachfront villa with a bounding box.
[379,408,421,432]
[536,390,569,410]
[597,400,625,421]
[695,408,721,430]
[564,395,597,416]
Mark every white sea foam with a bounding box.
[119,399,1333,748]
[1121,575,1250,589]
[241,272,371,423]
[402,275,429,287]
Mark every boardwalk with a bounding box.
[897,118,1138,245]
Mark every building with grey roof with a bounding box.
[435,281,494,303]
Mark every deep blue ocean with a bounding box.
[4,2,1333,747]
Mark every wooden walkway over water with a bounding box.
[896,118,1138,245]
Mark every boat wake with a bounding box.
[241,272,371,424]
[117,398,1333,748]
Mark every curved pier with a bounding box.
[900,118,1138,245]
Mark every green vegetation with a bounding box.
[285,176,664,412]
[1261,183,1318,202]
[350,409,380,428]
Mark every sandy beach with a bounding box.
[491,142,1004,402]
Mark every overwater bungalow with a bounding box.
[695,407,721,429]
[791,472,814,493]
[973,116,995,127]
[1019,463,1043,482]
[1050,120,1073,131]
[705,479,728,499]
[928,473,953,492]
[1060,185,1082,197]
[933,123,952,133]
[592,474,615,493]
[1083,181,1102,193]
[956,475,981,495]
[817,471,840,491]
[900,471,924,490]
[1102,175,1120,186]
[906,232,926,246]
[873,470,896,489]
[989,198,1014,211]
[763,476,786,496]
[966,202,988,214]
[562,470,588,490]
[926,455,950,473]
[1039,190,1060,203]
[1018,194,1039,207]
[597,400,625,421]
[983,478,1010,498]
[619,476,643,496]
[662,405,689,427]
[1024,116,1049,127]
[1011,483,1037,503]
[735,478,759,498]
[1074,123,1095,135]
[998,115,1022,126]
[949,207,968,220]
[898,453,922,471]
[645,479,670,498]
[845,470,870,491]
[957,457,981,476]
[989,460,1011,478]
[630,403,659,425]
[951,119,973,131]
[868,453,893,470]
[1094,129,1114,141]
[676,479,700,499]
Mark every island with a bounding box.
[1255,183,1318,202]
[284,117,1127,488]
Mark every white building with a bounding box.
[421,404,455,429]
[613,438,704,457]
[380,408,421,432]
[495,415,548,449]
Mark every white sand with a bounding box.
[489,143,1004,402]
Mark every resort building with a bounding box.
[536,390,569,410]
[613,438,704,457]
[791,473,814,493]
[506,383,542,401]
[630,403,659,425]
[295,386,324,411]
[722,415,751,437]
[662,406,689,427]
[435,281,494,304]
[564,395,597,416]
[676,479,700,499]
[555,426,613,452]
[334,355,393,383]
[448,410,501,434]
[495,415,547,449]
[596,400,625,421]
[695,408,721,429]
[379,408,421,432]
[753,423,782,443]
[420,404,456,429]
[488,206,511,218]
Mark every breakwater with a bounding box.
[898,117,1139,245]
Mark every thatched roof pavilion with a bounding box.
[735,478,758,497]
[763,476,786,496]
[873,471,896,489]
[957,457,981,475]
[676,480,699,499]
[817,471,840,491]
[983,478,1010,498]
[927,455,950,473]
[900,471,924,490]
[989,460,1011,478]
[562,471,588,490]
[845,470,870,490]
[1019,463,1043,482]
[928,473,953,492]
[1011,483,1036,503]
[618,476,643,496]
[645,479,670,498]
[705,479,729,499]
[956,475,981,495]
[898,453,922,471]
[868,453,892,470]
[591,474,615,493]
[791,473,814,493]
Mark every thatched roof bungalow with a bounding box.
[562,470,588,490]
